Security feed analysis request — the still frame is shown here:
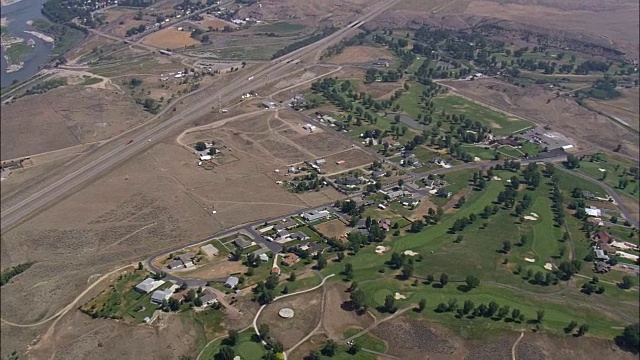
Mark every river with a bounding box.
[1,0,53,88]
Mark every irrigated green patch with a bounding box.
[5,43,32,64]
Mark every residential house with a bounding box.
[252,248,270,259]
[176,253,196,268]
[594,249,610,261]
[167,260,185,270]
[585,206,602,217]
[201,244,219,257]
[273,218,297,231]
[594,261,611,273]
[436,188,452,198]
[582,191,596,199]
[135,278,165,294]
[171,289,189,303]
[289,231,311,241]
[355,218,367,228]
[592,230,616,253]
[384,189,408,199]
[262,101,277,109]
[199,293,218,306]
[336,177,361,187]
[299,242,324,257]
[276,230,291,242]
[400,197,419,207]
[302,210,331,222]
[379,218,392,232]
[281,253,300,266]
[225,276,239,288]
[234,237,252,249]
[259,253,269,262]
[150,289,173,304]
[587,217,604,227]
[350,228,369,236]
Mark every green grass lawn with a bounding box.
[320,167,633,339]
[181,308,225,356]
[497,145,523,159]
[461,145,498,160]
[575,153,639,199]
[343,328,386,352]
[555,170,608,198]
[431,94,533,135]
[198,329,265,360]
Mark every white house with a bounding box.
[135,278,165,294]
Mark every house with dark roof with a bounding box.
[225,276,239,288]
[289,231,310,241]
[299,242,324,257]
[350,228,369,236]
[234,237,252,249]
[379,218,392,231]
[436,187,452,198]
[281,253,300,266]
[199,293,218,306]
[592,230,616,253]
[594,261,611,273]
[150,289,173,304]
[273,218,298,231]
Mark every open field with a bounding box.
[253,21,306,34]
[327,45,394,64]
[142,28,200,49]
[585,88,640,132]
[439,79,639,159]
[197,15,237,31]
[1,84,148,161]
[315,219,349,239]
[322,283,375,340]
[258,287,323,349]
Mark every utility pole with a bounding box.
[218,94,222,113]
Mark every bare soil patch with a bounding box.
[142,28,200,49]
[315,219,349,240]
[320,148,377,174]
[322,282,374,339]
[440,79,639,160]
[1,86,147,160]
[370,318,458,360]
[198,15,236,31]
[464,333,517,360]
[409,195,438,221]
[327,46,394,64]
[178,258,246,280]
[516,331,637,360]
[258,288,323,349]
[288,333,329,360]
[586,88,640,132]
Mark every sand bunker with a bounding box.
[524,257,535,263]
[403,250,418,256]
[375,246,388,254]
[492,176,502,180]
[523,216,537,221]
[544,263,553,271]
[530,212,539,218]
[394,292,406,300]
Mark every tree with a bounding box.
[536,309,545,323]
[502,240,512,253]
[225,330,239,346]
[316,256,327,270]
[137,262,143,270]
[195,142,207,151]
[401,262,414,280]
[487,301,499,317]
[620,276,635,289]
[418,298,427,312]
[616,323,640,353]
[565,320,578,334]
[337,252,345,262]
[288,272,296,282]
[426,273,435,284]
[344,263,354,280]
[520,234,528,246]
[447,298,458,312]
[497,305,510,319]
[348,342,362,354]
[440,273,449,287]
[215,345,235,360]
[233,247,243,261]
[465,275,480,290]
[258,323,270,340]
[463,300,475,314]
[322,340,338,356]
[168,297,180,311]
[265,274,279,290]
[565,154,580,169]
[384,294,396,313]
[511,308,522,322]
[577,324,590,336]
[350,289,367,311]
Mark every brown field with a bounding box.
[314,219,349,239]
[198,15,236,30]
[319,148,377,175]
[356,80,403,100]
[142,28,200,49]
[321,283,374,339]
[370,318,461,360]
[1,85,148,161]
[176,258,246,280]
[257,288,323,349]
[586,88,640,132]
[327,45,394,64]
[516,332,638,360]
[438,79,639,160]
[287,333,329,360]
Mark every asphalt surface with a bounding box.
[0,0,402,232]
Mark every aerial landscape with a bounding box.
[0,0,638,359]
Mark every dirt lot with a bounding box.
[586,88,640,132]
[315,219,350,239]
[319,148,377,175]
[327,46,394,64]
[142,28,201,49]
[288,333,329,360]
[439,79,639,160]
[357,80,404,100]
[198,15,237,31]
[370,318,461,360]
[257,288,323,349]
[236,0,371,27]
[515,332,638,360]
[176,258,246,280]
[1,85,148,161]
[321,283,375,339]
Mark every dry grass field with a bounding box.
[0,85,148,161]
[142,28,201,49]
[586,88,640,132]
[257,287,323,349]
[320,148,377,175]
[314,219,349,239]
[327,46,394,64]
[439,79,640,160]
[355,80,403,100]
[198,15,236,31]
[321,283,375,339]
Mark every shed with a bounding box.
[234,237,252,249]
[225,276,239,288]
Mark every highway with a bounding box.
[0,0,402,232]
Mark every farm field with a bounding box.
[253,21,306,34]
[327,45,394,64]
[142,28,200,49]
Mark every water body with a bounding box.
[1,0,53,88]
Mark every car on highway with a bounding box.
[126,140,133,145]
